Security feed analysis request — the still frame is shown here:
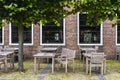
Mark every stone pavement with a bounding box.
[38,64,51,80]
[37,64,106,80]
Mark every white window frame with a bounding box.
[77,12,103,46]
[9,23,33,45]
[116,25,120,45]
[0,27,4,45]
[40,19,65,46]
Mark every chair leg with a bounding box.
[118,55,120,61]
[101,66,103,75]
[10,59,12,68]
[103,59,106,74]
[90,65,91,76]
[38,58,41,70]
[116,55,118,60]
[73,60,75,72]
[65,59,68,73]
[65,63,67,73]
[0,64,1,70]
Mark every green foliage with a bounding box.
[71,0,120,26]
[0,0,72,71]
[0,0,71,28]
[1,0,120,27]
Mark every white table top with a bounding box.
[83,53,106,58]
[81,48,95,51]
[41,47,57,51]
[4,48,19,50]
[0,51,14,56]
[33,53,56,58]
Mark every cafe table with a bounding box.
[83,53,106,74]
[0,51,14,72]
[33,52,56,74]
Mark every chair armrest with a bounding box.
[58,55,67,58]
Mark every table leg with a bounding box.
[52,58,54,73]
[86,57,88,74]
[83,55,85,70]
[104,59,106,74]
[38,58,41,70]
[12,54,14,68]
[4,56,7,72]
[34,57,37,74]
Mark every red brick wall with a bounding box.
[65,14,80,58]
[4,24,9,45]
[65,14,116,59]
[103,20,116,59]
[2,14,116,59]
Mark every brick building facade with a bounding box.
[0,13,117,59]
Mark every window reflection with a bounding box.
[79,14,101,44]
[42,20,64,44]
[11,23,32,43]
[0,28,2,43]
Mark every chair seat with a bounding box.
[90,64,103,67]
[0,62,4,65]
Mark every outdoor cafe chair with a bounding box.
[89,52,105,75]
[67,49,76,72]
[116,46,120,60]
[55,48,69,71]
[56,48,76,73]
[79,46,97,60]
[0,57,5,70]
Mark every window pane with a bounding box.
[11,24,18,43]
[23,27,32,43]
[11,23,32,43]
[42,20,64,44]
[0,28,2,43]
[117,25,120,43]
[79,14,101,44]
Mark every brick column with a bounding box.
[103,20,116,59]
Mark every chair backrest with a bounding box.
[95,46,99,52]
[37,46,43,52]
[116,46,120,54]
[4,45,9,49]
[61,48,69,56]
[91,52,104,64]
[86,49,96,54]
[0,46,3,51]
[56,46,62,54]
[67,49,76,59]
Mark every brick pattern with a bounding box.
[103,20,116,59]
[1,14,117,59]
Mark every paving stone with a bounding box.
[38,64,51,80]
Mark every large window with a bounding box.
[40,19,65,45]
[117,24,120,44]
[9,23,33,45]
[0,28,4,45]
[78,13,103,45]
